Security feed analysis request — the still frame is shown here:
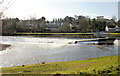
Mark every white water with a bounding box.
[114,39,120,46]
[0,36,119,67]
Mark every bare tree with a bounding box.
[112,16,117,22]
[0,0,11,35]
[0,0,11,18]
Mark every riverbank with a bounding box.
[0,44,11,51]
[3,32,120,38]
[1,55,119,74]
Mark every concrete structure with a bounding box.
[75,38,116,45]
[118,1,120,20]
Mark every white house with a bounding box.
[115,25,120,32]
[105,25,120,32]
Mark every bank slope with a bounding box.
[1,55,119,74]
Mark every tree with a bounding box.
[91,18,97,32]
[64,16,74,23]
[77,16,91,32]
[0,0,11,18]
[36,16,47,32]
[117,19,120,26]
[41,16,46,23]
[0,0,11,35]
[112,16,117,22]
[2,18,19,35]
[59,22,70,32]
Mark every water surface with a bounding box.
[0,36,119,67]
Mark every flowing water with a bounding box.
[0,36,119,67]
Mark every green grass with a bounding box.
[17,32,94,35]
[1,55,119,74]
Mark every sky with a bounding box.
[2,0,119,21]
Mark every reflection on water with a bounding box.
[0,36,119,67]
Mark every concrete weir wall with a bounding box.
[75,38,116,45]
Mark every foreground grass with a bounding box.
[1,55,119,74]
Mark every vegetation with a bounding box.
[0,0,11,35]
[1,15,120,36]
[1,55,119,75]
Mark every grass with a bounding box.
[1,55,119,75]
[17,32,120,35]
[16,32,94,35]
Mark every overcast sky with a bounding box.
[3,0,119,21]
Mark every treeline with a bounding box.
[1,15,120,35]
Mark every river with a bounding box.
[0,36,119,67]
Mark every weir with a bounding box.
[75,37,116,45]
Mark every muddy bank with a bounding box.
[0,44,11,51]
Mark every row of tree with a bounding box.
[1,15,120,35]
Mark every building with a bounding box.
[115,25,120,32]
[105,25,120,32]
[118,1,120,20]
[97,16,104,20]
[46,22,61,32]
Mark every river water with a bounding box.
[0,36,119,67]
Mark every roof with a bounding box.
[107,26,116,28]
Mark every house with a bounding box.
[105,25,120,32]
[115,25,120,32]
[46,22,62,32]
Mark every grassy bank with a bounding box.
[1,55,119,75]
[15,32,120,39]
